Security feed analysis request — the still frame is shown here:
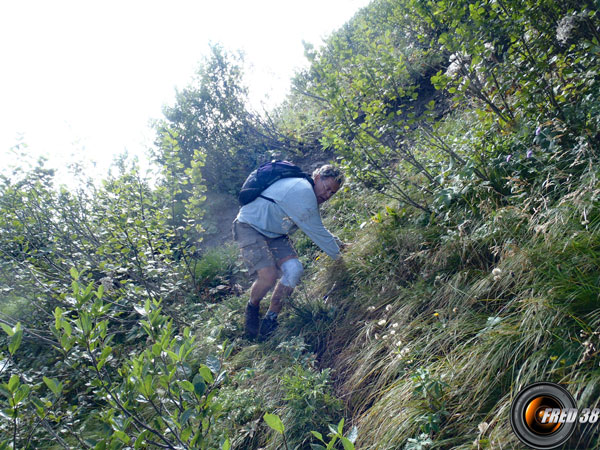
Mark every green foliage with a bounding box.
[154,44,274,196]
[410,368,448,435]
[0,274,232,449]
[280,364,342,445]
[2,0,600,448]
[310,418,358,450]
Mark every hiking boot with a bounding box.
[245,303,260,338]
[259,316,279,340]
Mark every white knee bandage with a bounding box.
[280,258,304,288]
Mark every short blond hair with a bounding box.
[312,164,344,186]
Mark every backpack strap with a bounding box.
[259,194,276,203]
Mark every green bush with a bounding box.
[280,364,343,449]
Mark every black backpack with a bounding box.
[238,160,314,206]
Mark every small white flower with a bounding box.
[399,346,411,357]
[392,322,399,328]
[378,319,386,326]
[385,304,392,312]
[478,422,489,434]
[390,330,396,335]
[492,268,502,277]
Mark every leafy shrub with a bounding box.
[279,364,343,449]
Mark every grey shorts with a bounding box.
[232,220,297,276]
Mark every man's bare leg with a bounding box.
[267,282,294,314]
[246,266,278,338]
[249,266,278,306]
[266,255,297,313]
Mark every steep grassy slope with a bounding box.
[185,152,599,449]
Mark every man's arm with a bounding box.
[279,185,341,259]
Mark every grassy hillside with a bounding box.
[1,0,599,448]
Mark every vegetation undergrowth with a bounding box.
[2,0,600,448]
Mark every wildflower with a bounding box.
[390,330,396,335]
[492,268,502,277]
[506,154,512,163]
[378,319,386,326]
[535,126,542,136]
[478,422,490,434]
[526,149,533,158]
[433,312,440,317]
[392,322,399,328]
[367,306,376,312]
[385,304,392,312]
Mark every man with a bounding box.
[232,164,344,339]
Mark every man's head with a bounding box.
[312,165,344,204]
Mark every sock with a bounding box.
[248,300,258,308]
[265,310,278,321]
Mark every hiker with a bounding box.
[232,163,345,339]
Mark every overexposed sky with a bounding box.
[0,0,369,184]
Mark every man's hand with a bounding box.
[339,241,353,251]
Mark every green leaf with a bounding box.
[223,343,234,358]
[340,437,355,450]
[206,355,221,373]
[222,438,231,450]
[311,445,327,450]
[179,380,195,393]
[9,328,22,355]
[43,377,62,397]
[97,346,112,370]
[264,413,285,434]
[70,267,79,280]
[338,418,345,434]
[198,365,214,384]
[8,375,19,393]
[180,408,195,425]
[328,424,339,436]
[0,323,13,337]
[113,430,130,444]
[62,320,72,337]
[311,431,324,442]
[14,385,30,404]
[193,376,206,397]
[134,430,151,449]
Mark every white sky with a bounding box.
[0,0,370,185]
